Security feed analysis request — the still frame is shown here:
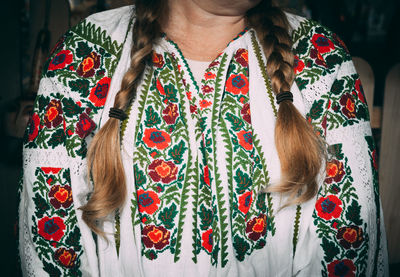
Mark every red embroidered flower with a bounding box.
[325,159,345,184]
[38,216,66,241]
[310,48,327,67]
[76,52,101,78]
[241,103,251,124]
[148,159,178,184]
[315,195,343,220]
[186,91,192,100]
[41,167,62,174]
[237,130,253,151]
[152,51,165,68]
[234,48,249,67]
[204,72,216,80]
[202,85,214,94]
[75,113,96,139]
[246,214,267,241]
[190,104,198,114]
[354,79,366,104]
[43,100,63,128]
[201,229,213,253]
[27,113,40,142]
[143,128,171,150]
[48,50,73,71]
[199,99,212,110]
[209,61,220,67]
[294,55,305,74]
[327,259,356,277]
[54,248,77,268]
[89,77,110,107]
[142,225,170,250]
[49,185,73,209]
[339,93,356,118]
[336,225,364,249]
[162,103,179,125]
[311,34,335,54]
[203,165,210,186]
[156,79,165,96]
[238,191,253,215]
[225,73,249,95]
[137,189,161,214]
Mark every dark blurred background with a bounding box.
[1,0,399,275]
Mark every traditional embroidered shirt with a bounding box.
[19,6,388,277]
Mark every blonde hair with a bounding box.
[81,0,324,234]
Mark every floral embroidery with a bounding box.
[27,113,40,142]
[49,185,73,209]
[327,259,356,277]
[241,103,251,124]
[204,72,216,80]
[152,51,165,68]
[225,74,249,95]
[234,48,248,67]
[202,229,213,253]
[311,34,335,54]
[54,248,78,268]
[294,55,305,74]
[137,189,161,214]
[238,191,252,214]
[325,160,345,184]
[76,51,101,78]
[142,225,170,250]
[143,128,171,150]
[75,112,96,139]
[44,100,64,128]
[339,93,356,119]
[315,195,343,220]
[38,216,66,242]
[48,50,73,71]
[336,225,364,249]
[89,76,111,107]
[148,159,178,184]
[246,214,267,241]
[237,130,253,151]
[162,103,179,125]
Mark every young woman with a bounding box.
[19,0,388,276]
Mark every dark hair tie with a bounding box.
[276,91,294,105]
[109,108,128,121]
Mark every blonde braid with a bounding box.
[81,0,165,234]
[247,1,324,204]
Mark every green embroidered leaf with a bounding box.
[326,54,342,68]
[76,41,92,58]
[158,203,178,229]
[331,79,345,95]
[43,260,62,276]
[225,112,244,131]
[47,129,65,148]
[309,99,325,120]
[68,79,90,96]
[198,204,213,230]
[234,168,252,194]
[233,235,250,261]
[33,194,50,218]
[38,95,51,111]
[294,38,309,55]
[346,200,362,225]
[134,164,147,186]
[164,83,179,103]
[65,227,82,249]
[321,237,340,262]
[295,77,309,90]
[328,144,344,160]
[168,140,187,164]
[144,106,161,127]
[62,98,84,117]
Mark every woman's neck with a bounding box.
[163,0,247,61]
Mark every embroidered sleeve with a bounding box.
[19,15,126,276]
[292,18,388,276]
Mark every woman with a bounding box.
[19,0,388,276]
